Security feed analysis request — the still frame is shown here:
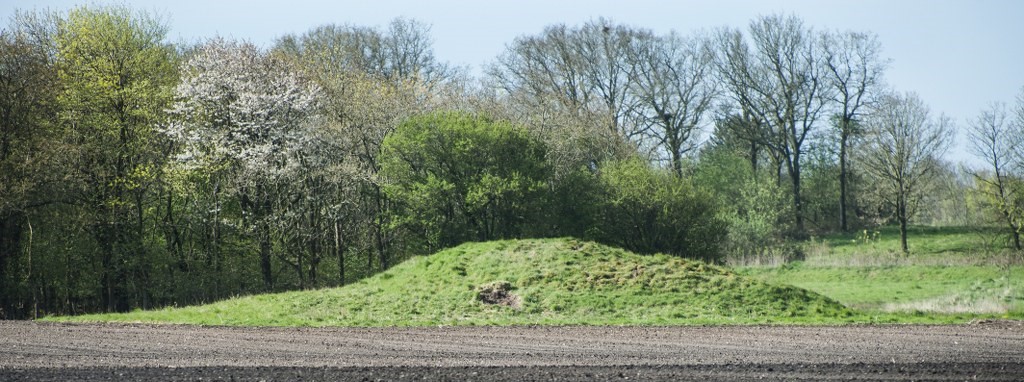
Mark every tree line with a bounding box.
[1,5,1021,318]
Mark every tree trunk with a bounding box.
[297,236,305,290]
[788,152,805,236]
[664,114,684,178]
[898,196,909,255]
[165,190,186,272]
[375,187,389,270]
[670,146,683,178]
[748,140,759,176]
[260,223,273,291]
[135,192,150,310]
[335,220,345,285]
[212,182,222,297]
[1011,230,1021,251]
[839,126,850,232]
[96,214,118,313]
[309,242,320,289]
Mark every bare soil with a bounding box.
[2,320,1022,381]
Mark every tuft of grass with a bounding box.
[49,238,863,327]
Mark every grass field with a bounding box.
[804,225,1019,266]
[741,225,1024,318]
[47,226,1023,326]
[50,238,856,326]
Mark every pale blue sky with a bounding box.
[6,0,1023,165]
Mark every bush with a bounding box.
[588,158,727,262]
[692,149,794,264]
[379,112,550,252]
[380,112,727,261]
[720,179,799,265]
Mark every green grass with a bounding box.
[741,264,1023,315]
[804,225,1019,266]
[741,225,1024,319]
[49,238,860,327]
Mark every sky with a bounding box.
[5,0,1023,166]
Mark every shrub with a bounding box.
[379,112,550,252]
[589,158,727,262]
[692,149,794,264]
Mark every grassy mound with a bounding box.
[52,238,853,326]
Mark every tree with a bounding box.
[967,101,1023,250]
[55,5,177,311]
[859,92,952,254]
[275,18,454,86]
[707,106,772,178]
[379,112,550,253]
[489,19,725,181]
[0,9,60,318]
[275,21,451,273]
[713,14,831,235]
[820,30,887,231]
[630,32,717,176]
[165,38,319,291]
[488,19,646,140]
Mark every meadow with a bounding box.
[740,226,1023,318]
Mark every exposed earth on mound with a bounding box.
[2,321,1022,381]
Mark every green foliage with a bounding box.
[56,5,176,141]
[590,158,726,262]
[380,116,727,262]
[0,11,59,212]
[380,112,551,251]
[543,166,604,238]
[54,4,177,312]
[969,174,1024,248]
[51,238,855,326]
[801,146,842,230]
[0,10,64,319]
[693,150,793,264]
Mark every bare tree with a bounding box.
[489,24,590,117]
[1015,88,1024,175]
[491,20,726,176]
[967,102,1023,250]
[859,92,952,254]
[713,14,831,234]
[576,19,646,137]
[630,32,718,176]
[820,30,887,231]
[275,18,454,87]
[489,19,646,140]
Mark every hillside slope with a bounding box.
[54,238,852,326]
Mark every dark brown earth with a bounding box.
[1,320,1022,381]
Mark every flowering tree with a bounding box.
[164,38,320,290]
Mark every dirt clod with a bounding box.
[476,281,521,309]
